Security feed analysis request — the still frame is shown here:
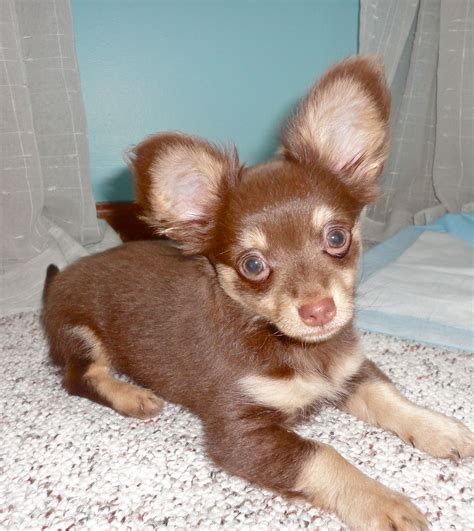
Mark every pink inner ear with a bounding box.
[322,113,376,176]
[333,149,365,174]
[171,171,210,221]
[321,109,365,172]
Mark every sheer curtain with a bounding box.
[0,0,120,316]
[360,0,474,243]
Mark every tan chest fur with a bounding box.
[239,349,364,414]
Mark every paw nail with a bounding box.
[451,449,461,459]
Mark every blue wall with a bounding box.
[72,0,359,202]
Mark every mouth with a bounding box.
[273,319,345,343]
[295,326,342,342]
[298,327,341,343]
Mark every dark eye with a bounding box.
[324,226,351,257]
[327,229,346,248]
[238,252,270,281]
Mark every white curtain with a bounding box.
[0,0,120,316]
[360,0,474,243]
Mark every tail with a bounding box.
[42,264,60,303]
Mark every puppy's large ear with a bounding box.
[127,132,240,254]
[281,56,390,203]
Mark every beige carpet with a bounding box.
[1,312,473,529]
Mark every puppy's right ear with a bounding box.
[281,56,390,204]
[127,132,240,254]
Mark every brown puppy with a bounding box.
[41,56,473,530]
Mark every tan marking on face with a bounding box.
[275,292,302,326]
[344,380,474,459]
[238,226,268,251]
[255,291,278,316]
[334,223,359,290]
[215,263,277,315]
[312,205,336,231]
[338,267,356,291]
[215,263,242,303]
[295,444,427,529]
[68,326,163,419]
[329,280,354,328]
[273,292,326,342]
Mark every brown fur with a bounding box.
[41,56,473,530]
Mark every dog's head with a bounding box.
[128,56,390,343]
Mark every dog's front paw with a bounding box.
[400,410,474,459]
[347,484,428,531]
[367,493,427,531]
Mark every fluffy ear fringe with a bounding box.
[281,55,391,204]
[125,132,241,255]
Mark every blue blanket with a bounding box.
[357,214,474,352]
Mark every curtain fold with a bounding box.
[360,0,474,243]
[0,0,120,317]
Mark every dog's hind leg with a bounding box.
[61,325,163,419]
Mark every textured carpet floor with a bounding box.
[1,312,473,530]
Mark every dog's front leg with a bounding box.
[204,413,427,529]
[343,360,474,459]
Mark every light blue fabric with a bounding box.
[359,213,474,284]
[421,213,474,245]
[357,214,474,352]
[358,225,424,284]
[356,311,473,352]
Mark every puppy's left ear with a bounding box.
[281,56,390,203]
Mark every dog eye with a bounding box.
[324,226,351,257]
[238,252,270,281]
[327,229,346,247]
